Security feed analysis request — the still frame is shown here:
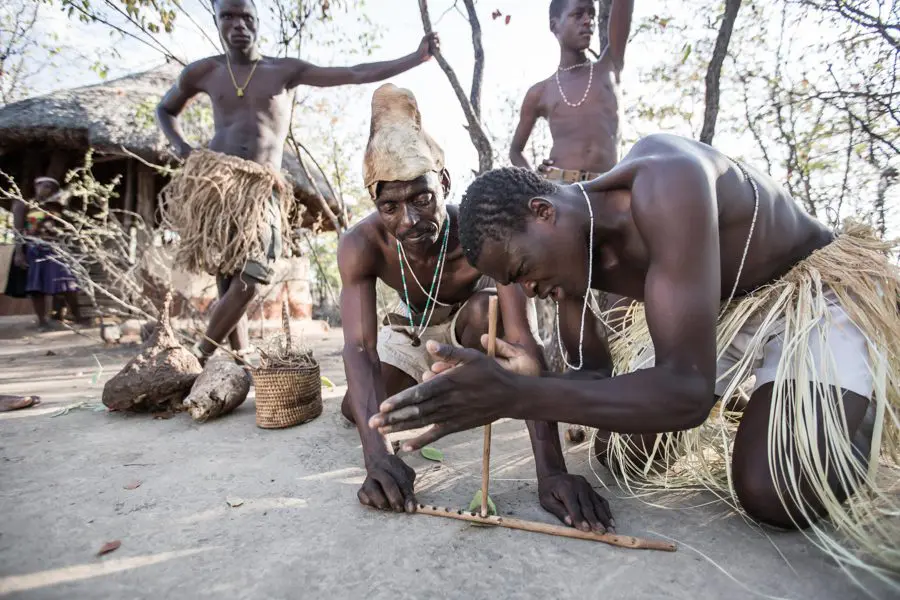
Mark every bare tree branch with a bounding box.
[418,0,493,173]
[461,0,483,118]
[795,0,899,50]
[699,0,742,144]
[287,130,343,235]
[824,64,900,154]
[61,1,185,66]
[597,0,611,55]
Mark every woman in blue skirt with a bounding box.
[21,177,83,330]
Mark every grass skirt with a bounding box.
[159,149,294,276]
[600,221,900,579]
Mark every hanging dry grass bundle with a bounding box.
[158,149,294,276]
[102,292,202,412]
[597,221,900,582]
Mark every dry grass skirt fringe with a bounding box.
[159,149,294,277]
[600,221,900,582]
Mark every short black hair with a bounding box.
[549,0,568,20]
[459,167,558,266]
[211,0,256,9]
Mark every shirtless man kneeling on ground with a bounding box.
[372,134,900,560]
[339,84,613,533]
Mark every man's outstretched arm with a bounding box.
[286,34,437,89]
[603,0,634,76]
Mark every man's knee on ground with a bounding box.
[733,459,817,530]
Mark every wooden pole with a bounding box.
[415,505,676,552]
[481,296,499,517]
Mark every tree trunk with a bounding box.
[462,0,484,119]
[597,0,612,54]
[418,0,493,174]
[699,0,742,145]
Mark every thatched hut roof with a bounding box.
[0,63,343,231]
[0,63,182,156]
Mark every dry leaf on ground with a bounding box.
[96,540,121,556]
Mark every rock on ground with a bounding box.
[183,360,250,422]
[101,294,201,412]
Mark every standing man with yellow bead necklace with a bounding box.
[156,0,438,363]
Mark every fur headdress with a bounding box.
[362,84,444,199]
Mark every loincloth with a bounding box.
[159,149,294,284]
[541,166,603,183]
[377,276,541,382]
[601,221,900,573]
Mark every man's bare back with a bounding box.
[582,134,834,303]
[510,0,633,175]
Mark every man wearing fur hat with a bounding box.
[338,84,613,533]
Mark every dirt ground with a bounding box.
[0,317,894,599]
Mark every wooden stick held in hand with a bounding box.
[415,505,677,552]
[480,296,499,518]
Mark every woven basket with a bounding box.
[252,301,323,429]
[253,363,322,429]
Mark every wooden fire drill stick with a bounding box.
[481,296,499,518]
[404,297,678,553]
[415,505,677,552]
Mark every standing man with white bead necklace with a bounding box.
[338,84,614,534]
[511,0,634,349]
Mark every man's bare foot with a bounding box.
[0,395,42,412]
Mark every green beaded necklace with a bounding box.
[397,216,451,346]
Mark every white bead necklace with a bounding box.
[721,161,760,314]
[555,61,594,108]
[555,182,594,370]
[396,214,452,308]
